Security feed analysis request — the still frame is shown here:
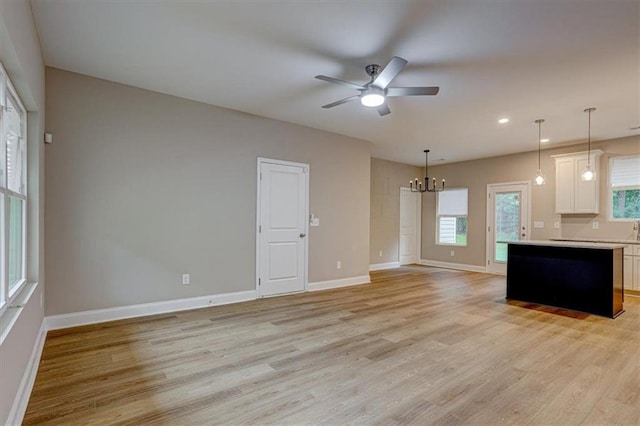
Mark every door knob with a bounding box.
[300,233,306,238]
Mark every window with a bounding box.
[609,155,640,220]
[0,62,27,311]
[437,188,468,245]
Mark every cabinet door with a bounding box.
[555,158,575,213]
[574,156,599,213]
[633,257,640,291]
[623,255,633,290]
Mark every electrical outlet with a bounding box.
[534,221,544,229]
[379,250,383,257]
[336,261,342,269]
[182,273,190,285]
[450,250,455,257]
[554,221,561,229]
[592,221,599,230]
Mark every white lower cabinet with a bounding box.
[632,256,640,291]
[623,245,640,291]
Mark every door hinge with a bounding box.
[488,226,490,232]
[258,278,261,286]
[259,225,261,233]
[260,172,262,180]
[487,260,490,265]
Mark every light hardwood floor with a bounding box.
[24,266,640,425]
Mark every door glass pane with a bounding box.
[495,192,520,262]
[8,195,24,290]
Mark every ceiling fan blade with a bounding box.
[387,86,440,97]
[377,104,391,116]
[315,75,364,90]
[321,95,360,109]
[372,56,408,89]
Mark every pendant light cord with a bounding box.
[587,109,591,167]
[538,121,541,169]
[584,107,595,167]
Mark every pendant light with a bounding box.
[581,107,596,181]
[534,119,546,186]
[410,150,445,193]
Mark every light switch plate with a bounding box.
[592,221,599,230]
[554,221,561,229]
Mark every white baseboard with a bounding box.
[308,275,371,292]
[418,259,487,273]
[369,261,400,271]
[46,290,257,330]
[7,318,47,426]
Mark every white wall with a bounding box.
[45,68,371,316]
[0,0,45,424]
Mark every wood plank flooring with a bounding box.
[24,266,640,425]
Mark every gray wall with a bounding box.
[45,68,371,316]
[370,158,422,266]
[0,0,45,423]
[421,135,640,266]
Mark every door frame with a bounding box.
[399,187,422,265]
[485,181,531,274]
[255,157,310,298]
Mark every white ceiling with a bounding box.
[30,0,640,166]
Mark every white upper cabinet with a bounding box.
[552,150,603,214]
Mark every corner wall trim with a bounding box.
[308,275,371,292]
[7,318,47,426]
[369,262,400,271]
[418,259,487,273]
[46,290,257,330]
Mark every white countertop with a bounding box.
[550,237,640,245]
[508,240,626,249]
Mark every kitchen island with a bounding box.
[506,240,624,318]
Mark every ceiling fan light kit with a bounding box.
[410,149,445,193]
[315,56,439,117]
[360,87,385,107]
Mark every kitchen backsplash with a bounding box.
[560,215,638,241]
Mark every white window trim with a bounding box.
[608,154,640,222]
[435,187,468,247]
[0,61,28,318]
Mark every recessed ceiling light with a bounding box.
[540,138,550,143]
[498,118,509,124]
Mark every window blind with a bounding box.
[437,188,468,216]
[610,155,640,188]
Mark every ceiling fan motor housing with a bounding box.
[365,64,381,78]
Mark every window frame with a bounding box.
[608,154,640,222]
[0,61,28,316]
[435,187,468,247]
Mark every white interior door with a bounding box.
[486,182,530,274]
[399,188,421,265]
[257,159,308,297]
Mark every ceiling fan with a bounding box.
[315,56,439,117]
